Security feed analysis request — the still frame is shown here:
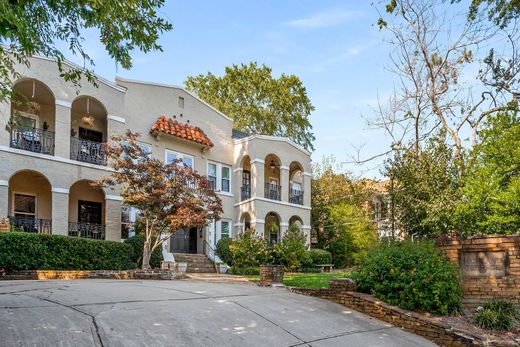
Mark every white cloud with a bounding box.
[284,9,363,29]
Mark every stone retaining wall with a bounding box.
[0,269,180,281]
[437,234,520,308]
[289,279,518,347]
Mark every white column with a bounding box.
[51,188,69,235]
[55,101,71,159]
[302,172,312,206]
[281,167,290,203]
[280,222,289,239]
[251,160,265,198]
[0,180,8,218]
[105,196,122,241]
[253,219,264,239]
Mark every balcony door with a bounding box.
[78,200,102,225]
[79,127,102,143]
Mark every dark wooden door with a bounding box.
[78,200,102,224]
[79,127,103,143]
[171,227,198,253]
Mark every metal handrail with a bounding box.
[68,222,106,240]
[70,137,107,165]
[289,189,304,205]
[241,185,251,201]
[264,183,281,201]
[10,126,55,155]
[202,239,216,263]
[8,216,52,234]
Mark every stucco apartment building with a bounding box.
[0,56,311,257]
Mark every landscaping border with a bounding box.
[287,279,519,347]
[0,269,183,281]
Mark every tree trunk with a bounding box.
[142,240,151,270]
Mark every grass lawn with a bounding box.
[247,272,351,288]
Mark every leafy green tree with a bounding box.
[385,135,464,238]
[456,111,520,234]
[185,62,315,150]
[0,0,172,101]
[327,202,377,267]
[311,156,380,247]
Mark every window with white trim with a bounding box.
[165,149,194,169]
[221,166,230,193]
[208,163,217,190]
[221,220,230,238]
[207,161,232,194]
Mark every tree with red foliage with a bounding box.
[97,131,222,269]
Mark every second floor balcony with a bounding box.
[70,137,107,166]
[265,183,281,201]
[289,189,304,205]
[241,185,251,201]
[10,126,55,155]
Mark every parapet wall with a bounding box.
[437,234,520,308]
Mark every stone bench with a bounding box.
[316,264,334,273]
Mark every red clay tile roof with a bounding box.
[150,116,214,147]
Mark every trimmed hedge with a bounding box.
[309,249,332,265]
[124,234,163,269]
[0,232,133,272]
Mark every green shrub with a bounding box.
[124,234,163,269]
[0,232,133,271]
[474,299,519,331]
[229,230,271,267]
[351,240,461,315]
[230,266,260,275]
[272,226,312,271]
[309,249,332,265]
[216,237,234,265]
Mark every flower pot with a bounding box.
[217,264,228,274]
[176,262,188,273]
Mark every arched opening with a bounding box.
[264,212,280,245]
[68,180,105,239]
[264,154,281,201]
[8,170,52,234]
[70,96,108,165]
[240,212,251,233]
[289,215,303,230]
[10,78,56,155]
[240,155,251,200]
[289,161,304,205]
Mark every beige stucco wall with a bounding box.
[0,56,312,247]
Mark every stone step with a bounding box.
[174,253,216,273]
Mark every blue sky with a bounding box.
[65,1,396,178]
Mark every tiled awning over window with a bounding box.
[150,116,214,148]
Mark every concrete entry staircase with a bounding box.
[173,253,216,273]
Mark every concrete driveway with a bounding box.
[0,279,435,347]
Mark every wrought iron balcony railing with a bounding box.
[289,190,304,205]
[264,183,281,201]
[70,137,107,166]
[241,185,251,201]
[68,222,106,240]
[10,126,55,155]
[8,216,52,234]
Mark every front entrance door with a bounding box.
[171,227,198,253]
